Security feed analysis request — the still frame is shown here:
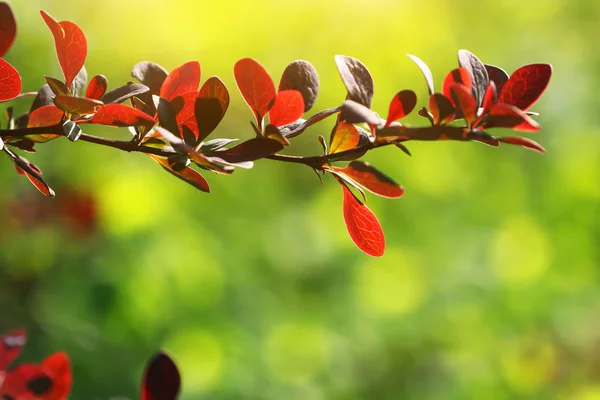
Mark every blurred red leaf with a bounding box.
[196,76,230,141]
[54,94,103,115]
[85,74,108,100]
[407,54,434,95]
[41,352,72,400]
[40,11,87,89]
[0,363,51,399]
[340,180,385,257]
[498,136,545,153]
[141,352,181,400]
[498,63,552,111]
[0,57,21,101]
[385,90,417,126]
[91,103,155,127]
[160,61,200,101]
[0,329,26,372]
[449,83,477,125]
[442,67,472,100]
[333,161,404,198]
[429,93,454,125]
[484,103,540,132]
[148,154,210,193]
[329,121,360,154]
[268,90,304,128]
[0,2,16,57]
[234,58,276,125]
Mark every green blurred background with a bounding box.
[1,0,599,398]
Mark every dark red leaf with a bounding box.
[279,60,319,112]
[213,137,283,163]
[85,74,108,100]
[458,49,488,107]
[141,352,181,400]
[407,54,434,95]
[385,90,417,126]
[44,76,69,96]
[449,83,477,125]
[132,61,168,95]
[101,83,149,104]
[170,91,199,139]
[234,58,276,125]
[196,76,230,141]
[0,57,21,101]
[473,82,497,128]
[91,103,155,127]
[41,352,72,400]
[339,180,385,257]
[11,156,55,197]
[428,93,454,125]
[0,329,26,372]
[498,136,545,153]
[484,103,540,132]
[160,61,200,101]
[485,64,509,94]
[498,63,552,111]
[0,2,16,57]
[333,161,404,198]
[40,11,87,89]
[54,95,103,115]
[268,90,304,128]
[340,100,379,125]
[442,67,472,101]
[148,154,210,193]
[334,55,374,108]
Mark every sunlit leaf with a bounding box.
[26,105,64,142]
[329,121,360,154]
[442,67,472,101]
[339,180,385,257]
[429,93,455,125]
[485,64,509,94]
[268,90,304,128]
[196,76,230,142]
[234,58,276,126]
[101,83,149,104]
[54,94,103,115]
[211,137,283,163]
[41,352,72,400]
[407,54,434,95]
[0,2,16,57]
[160,61,201,101]
[385,90,417,126]
[141,352,181,400]
[449,83,477,126]
[0,58,21,101]
[484,103,541,132]
[458,49,488,107]
[132,61,168,94]
[334,55,374,108]
[40,10,87,89]
[279,60,320,112]
[497,136,545,153]
[86,74,108,100]
[498,63,552,111]
[90,103,155,127]
[148,154,210,193]
[0,329,26,372]
[333,161,404,198]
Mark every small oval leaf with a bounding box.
[279,60,320,112]
[334,55,374,108]
[498,63,552,111]
[101,83,149,104]
[385,90,417,126]
[449,83,477,126]
[329,121,360,154]
[429,93,455,125]
[132,61,168,94]
[196,76,230,142]
[458,49,489,107]
[160,61,200,102]
[234,58,276,125]
[91,103,155,127]
[141,352,181,400]
[54,95,103,115]
[85,74,108,100]
[268,90,304,128]
[484,64,509,94]
[334,161,404,198]
[0,58,21,101]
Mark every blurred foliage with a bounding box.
[1,0,599,398]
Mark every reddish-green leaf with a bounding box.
[0,58,21,101]
[498,136,545,153]
[0,2,16,57]
[234,58,276,125]
[196,76,229,142]
[385,90,417,126]
[40,11,87,89]
[407,54,434,95]
[279,60,319,112]
[85,74,108,100]
[54,95,103,115]
[340,180,385,257]
[212,137,283,163]
[149,154,210,193]
[268,90,304,128]
[329,121,360,154]
[458,49,488,107]
[334,161,404,198]
[449,83,477,125]
[132,61,168,95]
[498,64,552,111]
[91,103,155,127]
[484,103,540,132]
[160,61,200,101]
[442,67,472,100]
[429,93,454,125]
[485,64,509,95]
[141,352,181,400]
[0,329,26,372]
[334,55,374,108]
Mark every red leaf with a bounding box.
[484,103,540,132]
[332,161,404,198]
[268,90,304,127]
[0,2,16,57]
[28,105,64,128]
[0,57,21,101]
[160,61,200,101]
[212,137,283,163]
[54,94,103,115]
[0,329,26,372]
[40,11,87,89]
[234,58,276,125]
[41,352,72,400]
[85,74,108,100]
[385,90,417,126]
[449,83,477,125]
[196,76,230,141]
[428,93,454,125]
[473,81,497,128]
[340,180,385,257]
[498,136,545,153]
[91,103,155,127]
[148,154,210,193]
[407,54,434,95]
[329,121,360,154]
[13,161,55,197]
[174,90,200,138]
[0,364,50,399]
[442,67,472,100]
[498,64,552,111]
[141,352,181,400]
[485,64,509,94]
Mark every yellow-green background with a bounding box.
[1,0,599,398]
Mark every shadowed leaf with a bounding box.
[141,352,181,400]
[340,100,379,125]
[101,83,149,104]
[212,137,283,163]
[385,90,417,126]
[54,95,103,115]
[498,63,552,111]
[429,93,455,125]
[279,60,319,112]
[269,90,304,128]
[0,58,21,101]
[200,138,238,152]
[485,64,509,94]
[26,105,64,142]
[234,58,276,126]
[458,49,488,107]
[157,98,181,139]
[132,62,168,94]
[282,106,341,138]
[442,67,472,101]
[498,136,545,153]
[196,76,230,141]
[91,103,155,127]
[407,54,434,95]
[160,61,200,101]
[484,103,540,132]
[148,154,210,193]
[0,2,16,57]
[329,121,360,154]
[85,74,107,100]
[449,83,477,125]
[30,85,54,113]
[334,55,374,108]
[333,161,404,198]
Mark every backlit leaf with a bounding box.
[442,67,472,101]
[279,60,320,112]
[449,83,477,125]
[268,90,304,128]
[0,363,51,399]
[498,63,552,111]
[484,103,540,132]
[40,10,87,89]
[473,81,497,128]
[10,153,55,197]
[340,180,385,257]
[458,49,489,107]
[171,91,199,140]
[85,74,108,100]
[148,154,210,193]
[333,161,404,198]
[54,94,103,115]
[234,58,276,125]
[485,64,509,94]
[41,352,72,400]
[160,61,201,101]
[0,58,21,101]
[329,121,360,154]
[0,329,26,372]
[0,2,16,57]
[141,352,181,400]
[429,93,454,125]
[196,76,230,141]
[91,103,155,127]
[132,61,168,94]
[498,136,545,153]
[334,55,374,108]
[211,137,283,163]
[101,83,149,104]
[407,54,434,95]
[27,105,64,143]
[385,90,417,126]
